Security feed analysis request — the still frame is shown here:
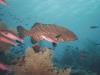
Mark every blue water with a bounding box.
[0,0,100,75]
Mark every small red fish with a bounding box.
[0,0,7,6]
[0,30,24,46]
[0,36,17,46]
[0,63,10,71]
[0,31,23,43]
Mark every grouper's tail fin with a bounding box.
[17,25,30,38]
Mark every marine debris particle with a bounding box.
[12,48,70,75]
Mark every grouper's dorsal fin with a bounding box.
[32,23,42,28]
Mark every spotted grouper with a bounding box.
[17,23,77,52]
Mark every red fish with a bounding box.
[17,23,77,50]
[0,0,7,6]
[0,36,17,46]
[0,63,10,71]
[0,30,24,46]
[17,23,77,44]
[0,31,23,43]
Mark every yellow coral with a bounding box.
[12,48,70,75]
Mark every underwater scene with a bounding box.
[0,0,100,75]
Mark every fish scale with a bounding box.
[34,26,41,40]
[53,25,60,35]
[46,25,56,36]
[46,25,51,35]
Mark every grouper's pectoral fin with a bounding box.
[55,34,62,38]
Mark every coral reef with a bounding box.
[12,48,70,75]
